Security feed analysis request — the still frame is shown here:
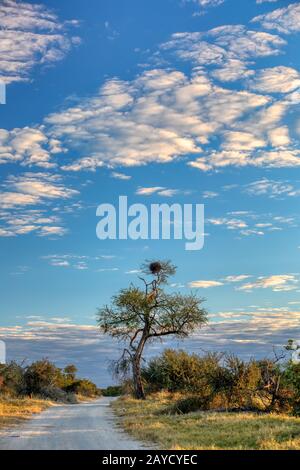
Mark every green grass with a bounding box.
[113,392,300,450]
[0,397,51,430]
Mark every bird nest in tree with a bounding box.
[149,262,162,275]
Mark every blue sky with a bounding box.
[1,0,300,385]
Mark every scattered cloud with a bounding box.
[202,191,219,199]
[42,254,119,271]
[252,3,300,34]
[0,173,78,237]
[249,66,300,94]
[238,274,299,292]
[136,186,181,197]
[189,280,224,288]
[161,26,285,69]
[223,275,251,283]
[183,0,225,14]
[245,179,300,198]
[0,0,80,84]
[207,210,297,237]
[256,1,279,3]
[110,172,132,180]
[0,127,65,168]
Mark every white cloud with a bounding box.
[0,173,78,237]
[187,0,225,7]
[249,66,300,94]
[161,26,285,68]
[208,217,248,230]
[0,127,64,168]
[222,131,266,151]
[0,0,80,84]
[1,19,297,174]
[202,190,219,199]
[268,126,290,147]
[223,275,251,283]
[238,274,299,292]
[2,173,78,206]
[245,178,300,198]
[189,147,300,171]
[206,210,296,237]
[136,186,165,196]
[252,3,300,34]
[136,186,183,197]
[110,172,132,180]
[189,280,224,288]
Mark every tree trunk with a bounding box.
[132,355,145,400]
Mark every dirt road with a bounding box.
[0,397,146,450]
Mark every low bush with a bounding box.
[65,379,100,397]
[101,385,123,397]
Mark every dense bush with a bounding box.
[142,349,300,415]
[65,379,99,397]
[0,362,25,397]
[101,385,123,397]
[283,362,300,415]
[0,359,99,402]
[143,349,221,394]
[24,360,64,395]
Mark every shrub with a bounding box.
[142,350,296,413]
[101,385,122,397]
[143,349,222,395]
[211,355,262,410]
[165,395,211,415]
[65,379,99,397]
[0,362,25,397]
[24,360,63,395]
[39,386,77,403]
[283,362,300,415]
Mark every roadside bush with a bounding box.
[0,359,99,403]
[211,355,262,410]
[101,385,122,397]
[39,386,77,403]
[142,349,300,414]
[0,362,25,397]
[143,349,222,395]
[65,379,99,397]
[24,360,63,395]
[282,362,300,415]
[165,395,211,415]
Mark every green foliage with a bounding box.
[0,360,99,403]
[101,385,123,397]
[24,360,64,395]
[142,349,300,414]
[143,349,220,395]
[65,379,100,397]
[213,355,262,410]
[0,362,25,397]
[283,362,300,415]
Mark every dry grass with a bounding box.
[113,392,300,450]
[0,397,51,430]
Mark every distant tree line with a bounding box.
[0,359,100,402]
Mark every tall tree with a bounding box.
[98,260,208,399]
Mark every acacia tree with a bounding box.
[97,260,208,399]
